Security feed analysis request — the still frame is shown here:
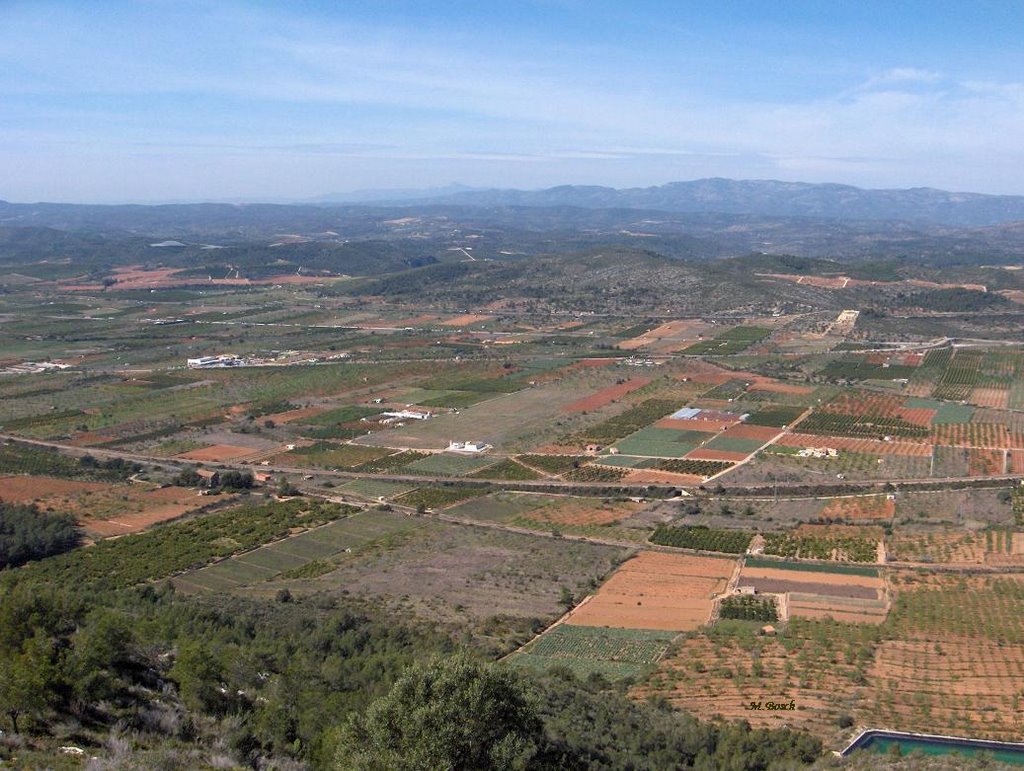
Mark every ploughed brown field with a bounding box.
[0,475,211,536]
[655,417,732,432]
[622,469,706,485]
[519,498,643,527]
[738,566,884,601]
[176,443,268,462]
[564,551,736,631]
[436,313,494,326]
[563,377,652,412]
[718,424,782,442]
[776,433,933,457]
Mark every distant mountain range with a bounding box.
[374,178,1024,228]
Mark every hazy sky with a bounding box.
[3,0,1024,202]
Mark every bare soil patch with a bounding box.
[177,443,266,462]
[654,418,730,432]
[565,551,735,631]
[622,469,705,485]
[776,432,932,457]
[563,377,652,412]
[522,498,643,527]
[437,314,494,327]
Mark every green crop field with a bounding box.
[650,525,753,553]
[282,442,393,468]
[930,402,976,425]
[180,510,424,591]
[682,326,771,355]
[394,486,487,510]
[402,452,499,476]
[508,624,678,679]
[742,556,879,577]
[299,405,380,425]
[466,458,543,480]
[517,454,588,474]
[576,399,680,444]
[336,478,419,499]
[652,459,733,476]
[761,532,878,562]
[613,427,705,458]
[444,492,555,522]
[743,405,806,427]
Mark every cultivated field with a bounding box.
[564,551,737,631]
[0,475,214,536]
[508,624,678,679]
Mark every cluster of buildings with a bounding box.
[0,360,71,375]
[446,440,492,454]
[187,354,244,369]
[378,409,433,425]
[797,446,839,458]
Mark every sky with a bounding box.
[3,0,1024,202]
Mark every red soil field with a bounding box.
[823,391,905,417]
[563,377,652,412]
[618,320,707,351]
[819,495,895,521]
[718,424,780,442]
[776,432,933,457]
[867,637,1024,740]
[565,551,736,631]
[523,499,642,527]
[968,447,1005,476]
[685,448,749,462]
[739,566,882,587]
[0,476,211,537]
[969,387,1010,409]
[1009,450,1024,474]
[654,418,730,432]
[741,578,880,600]
[739,566,883,593]
[0,475,107,502]
[66,432,110,447]
[683,372,736,386]
[622,470,706,485]
[896,407,937,427]
[437,314,494,327]
[635,635,836,734]
[83,487,208,536]
[932,422,1024,449]
[176,444,264,461]
[261,406,328,424]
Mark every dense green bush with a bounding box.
[0,502,81,569]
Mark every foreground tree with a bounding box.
[334,655,542,770]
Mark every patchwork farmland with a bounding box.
[8,256,1024,764]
